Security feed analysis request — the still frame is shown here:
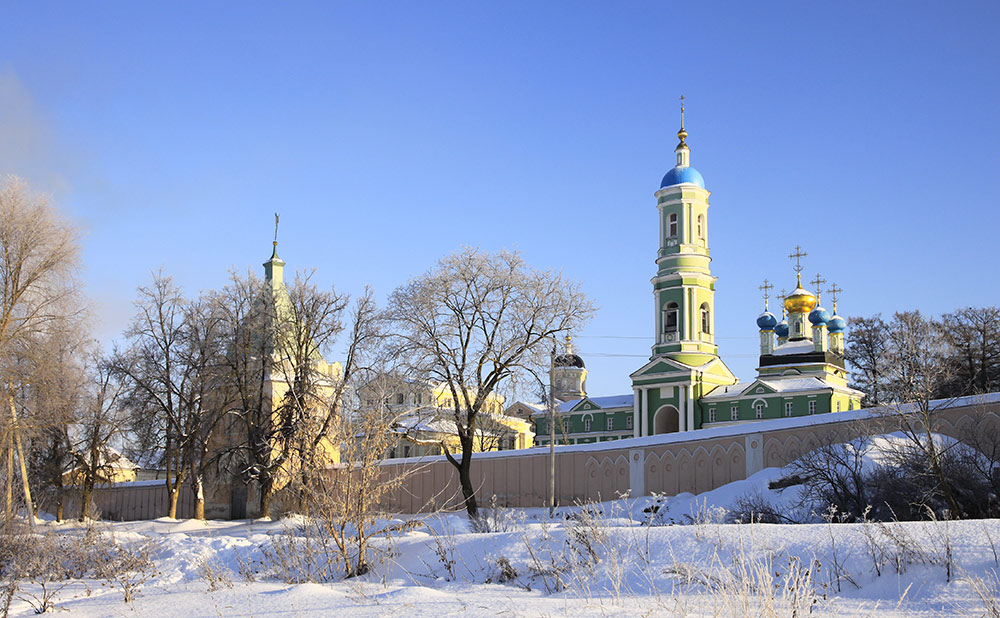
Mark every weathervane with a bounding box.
[759,279,773,310]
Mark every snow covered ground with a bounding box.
[7,466,1000,617]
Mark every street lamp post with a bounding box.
[548,342,556,519]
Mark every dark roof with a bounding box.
[554,353,585,369]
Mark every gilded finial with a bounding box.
[759,279,773,310]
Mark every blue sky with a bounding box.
[2,2,998,398]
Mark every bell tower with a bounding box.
[630,98,737,437]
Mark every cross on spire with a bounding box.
[788,245,807,273]
[811,273,826,302]
[273,212,280,245]
[759,278,773,310]
[779,288,788,317]
[828,282,843,311]
[677,94,688,147]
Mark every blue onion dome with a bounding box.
[660,165,705,189]
[756,311,778,330]
[809,306,831,325]
[774,319,789,338]
[827,314,847,333]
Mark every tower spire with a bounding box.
[264,213,286,286]
[675,94,690,167]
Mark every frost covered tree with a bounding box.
[386,248,594,517]
[0,176,83,526]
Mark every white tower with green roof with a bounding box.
[630,99,737,437]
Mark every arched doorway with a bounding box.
[653,405,679,435]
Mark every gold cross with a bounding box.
[788,245,807,273]
[274,212,280,243]
[759,279,773,309]
[828,282,843,308]
[810,274,826,301]
[779,288,788,317]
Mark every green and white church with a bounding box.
[531,108,864,446]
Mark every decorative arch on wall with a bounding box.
[653,405,680,435]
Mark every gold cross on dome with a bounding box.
[811,274,826,301]
[828,282,843,307]
[788,245,808,273]
[759,279,773,309]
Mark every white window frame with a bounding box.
[606,417,614,431]
[784,402,793,417]
[709,408,717,423]
[626,415,633,429]
[755,403,764,419]
[808,400,816,415]
[584,418,592,432]
[668,213,678,237]
[731,405,739,421]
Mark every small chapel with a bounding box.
[530,103,864,446]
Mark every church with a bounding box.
[529,106,864,446]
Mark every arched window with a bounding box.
[662,302,679,333]
[668,213,678,237]
[697,214,704,239]
[700,303,711,334]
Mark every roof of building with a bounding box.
[770,340,817,356]
[660,165,705,189]
[554,353,585,369]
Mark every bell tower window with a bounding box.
[662,302,679,333]
[697,214,704,239]
[700,303,711,334]
[668,213,678,237]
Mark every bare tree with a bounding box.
[938,306,1000,396]
[113,273,229,519]
[0,176,82,527]
[70,355,128,521]
[844,314,888,407]
[213,271,281,518]
[287,286,383,512]
[879,311,964,516]
[386,248,594,517]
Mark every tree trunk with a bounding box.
[168,486,180,519]
[457,434,478,518]
[259,476,273,519]
[56,488,64,522]
[80,482,93,521]
[192,475,205,520]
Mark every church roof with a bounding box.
[660,165,705,189]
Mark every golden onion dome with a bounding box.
[784,281,818,315]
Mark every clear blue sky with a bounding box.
[2,2,998,398]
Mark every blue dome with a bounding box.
[756,311,778,330]
[774,320,789,338]
[809,306,831,325]
[827,315,847,333]
[660,166,705,189]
